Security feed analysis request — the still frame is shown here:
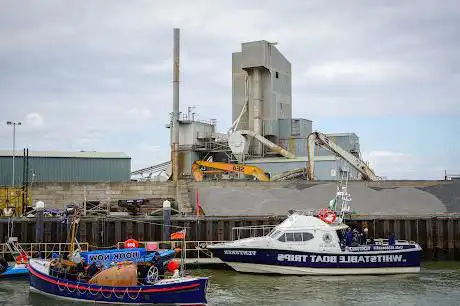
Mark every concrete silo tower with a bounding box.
[231,41,292,155]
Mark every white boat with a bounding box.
[206,170,422,275]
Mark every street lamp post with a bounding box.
[6,121,22,186]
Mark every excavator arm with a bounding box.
[307,131,380,181]
[192,160,270,182]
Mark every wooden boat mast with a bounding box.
[69,206,82,254]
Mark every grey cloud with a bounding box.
[0,0,459,176]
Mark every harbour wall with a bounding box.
[9,179,458,262]
[29,179,460,215]
[0,215,459,261]
[29,180,191,212]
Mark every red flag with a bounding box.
[170,229,186,240]
[196,191,201,217]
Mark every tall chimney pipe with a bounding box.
[172,28,180,182]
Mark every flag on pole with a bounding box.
[329,197,337,211]
[196,191,201,217]
[170,229,186,240]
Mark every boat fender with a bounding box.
[167,260,180,273]
[15,254,28,265]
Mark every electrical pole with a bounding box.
[6,121,21,186]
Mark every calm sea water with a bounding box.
[1,262,459,306]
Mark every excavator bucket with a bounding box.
[191,163,204,182]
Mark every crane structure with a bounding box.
[307,131,380,181]
[191,160,270,182]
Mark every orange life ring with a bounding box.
[318,208,337,224]
[15,254,28,265]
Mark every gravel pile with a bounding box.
[198,182,449,216]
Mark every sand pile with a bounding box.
[198,182,448,216]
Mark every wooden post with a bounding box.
[206,221,213,241]
[216,221,225,241]
[448,218,454,260]
[383,219,390,237]
[115,221,121,244]
[137,222,145,242]
[404,219,411,241]
[426,219,433,260]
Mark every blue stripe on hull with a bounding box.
[28,265,208,305]
[80,249,176,266]
[0,267,29,279]
[210,248,421,269]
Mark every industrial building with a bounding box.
[232,40,292,148]
[132,37,376,182]
[0,151,131,186]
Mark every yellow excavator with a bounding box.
[191,160,270,182]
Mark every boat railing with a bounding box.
[369,238,418,245]
[288,208,354,217]
[0,242,89,260]
[288,209,317,216]
[231,225,278,240]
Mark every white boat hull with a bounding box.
[226,262,420,275]
[207,245,422,276]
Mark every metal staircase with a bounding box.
[6,237,28,257]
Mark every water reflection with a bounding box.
[1,263,460,306]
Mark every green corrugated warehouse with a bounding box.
[0,150,131,186]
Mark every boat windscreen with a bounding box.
[268,229,281,238]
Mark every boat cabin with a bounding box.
[263,213,348,251]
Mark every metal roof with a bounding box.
[0,150,130,159]
[325,132,358,137]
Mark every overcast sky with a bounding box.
[0,0,458,179]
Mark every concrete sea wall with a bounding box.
[30,181,192,212]
[29,179,460,216]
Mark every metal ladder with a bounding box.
[6,237,28,257]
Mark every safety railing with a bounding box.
[369,238,418,245]
[0,242,89,260]
[287,208,356,217]
[115,240,226,260]
[0,240,237,261]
